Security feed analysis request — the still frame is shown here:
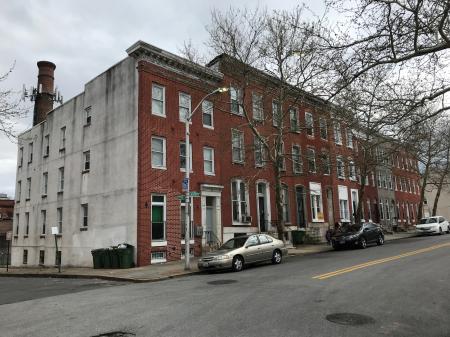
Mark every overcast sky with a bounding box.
[0,0,327,198]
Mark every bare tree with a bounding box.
[0,63,27,139]
[206,6,330,240]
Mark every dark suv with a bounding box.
[331,222,384,250]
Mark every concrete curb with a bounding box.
[0,233,419,282]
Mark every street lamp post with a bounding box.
[184,87,229,271]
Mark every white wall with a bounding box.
[12,57,138,267]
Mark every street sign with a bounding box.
[182,178,189,192]
[177,195,186,201]
[51,226,59,235]
[5,231,12,241]
[189,191,200,197]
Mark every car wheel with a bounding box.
[272,249,282,264]
[377,235,384,246]
[332,242,340,250]
[232,256,244,272]
[439,227,443,235]
[360,237,367,249]
[447,226,450,234]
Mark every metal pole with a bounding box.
[184,118,191,270]
[54,234,61,273]
[6,240,10,272]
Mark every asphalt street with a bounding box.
[0,234,449,337]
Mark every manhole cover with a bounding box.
[91,332,135,337]
[207,279,237,285]
[326,313,375,326]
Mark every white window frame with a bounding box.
[334,122,342,145]
[231,129,245,164]
[321,151,331,175]
[57,207,63,234]
[151,251,167,264]
[203,147,215,175]
[348,160,356,180]
[179,142,193,172]
[151,194,166,243]
[305,112,314,137]
[230,87,243,115]
[254,136,266,168]
[319,118,327,140]
[42,172,48,196]
[310,182,324,222]
[307,147,316,173]
[151,136,166,169]
[202,100,214,129]
[272,100,281,127]
[231,179,250,225]
[338,185,350,222]
[85,106,92,125]
[152,83,166,117]
[292,145,302,174]
[336,156,345,179]
[179,92,191,122]
[58,167,64,192]
[83,150,90,172]
[252,92,264,121]
[81,203,88,227]
[289,108,299,132]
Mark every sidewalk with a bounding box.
[0,232,418,283]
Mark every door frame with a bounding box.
[256,180,271,232]
[295,184,307,228]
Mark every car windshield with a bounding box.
[219,237,247,250]
[340,224,362,233]
[419,218,437,224]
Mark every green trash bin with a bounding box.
[91,249,104,269]
[292,229,306,245]
[117,244,134,268]
[109,248,120,268]
[102,248,112,269]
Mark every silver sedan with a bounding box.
[198,234,288,272]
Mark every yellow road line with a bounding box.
[313,242,450,280]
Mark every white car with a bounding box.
[416,216,450,235]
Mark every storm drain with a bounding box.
[207,279,238,285]
[326,313,375,326]
[91,331,135,337]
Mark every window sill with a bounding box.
[59,148,65,152]
[232,222,251,226]
[40,235,46,238]
[82,169,90,174]
[55,234,62,237]
[84,122,92,127]
[204,172,215,176]
[43,154,49,158]
[312,219,325,223]
[152,166,167,170]
[25,198,30,201]
[80,227,88,232]
[57,191,63,195]
[42,194,47,198]
[335,143,342,146]
[203,125,214,130]
[232,161,245,165]
[27,162,32,165]
[338,177,345,180]
[181,240,195,244]
[151,259,167,264]
[151,240,167,247]
[13,235,18,239]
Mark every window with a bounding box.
[202,100,213,128]
[83,151,90,172]
[377,171,382,188]
[23,249,28,265]
[25,212,29,236]
[388,174,393,190]
[56,251,62,266]
[319,118,327,140]
[18,147,23,167]
[346,128,353,148]
[151,251,167,263]
[305,112,314,137]
[203,147,215,175]
[230,87,243,115]
[179,142,193,172]
[41,210,46,235]
[379,199,384,219]
[385,200,390,220]
[57,207,63,234]
[180,198,193,240]
[28,142,33,163]
[60,127,66,150]
[290,108,299,132]
[40,173,47,197]
[292,145,302,174]
[336,156,345,179]
[58,167,64,192]
[254,136,266,167]
[351,190,358,220]
[15,214,19,235]
[17,180,21,201]
[152,195,166,241]
[231,179,249,223]
[85,106,92,124]
[81,204,88,227]
[272,101,281,127]
[26,178,31,200]
[281,185,290,223]
[252,93,264,121]
[321,152,330,175]
[334,122,342,144]
[310,182,324,222]
[151,137,166,169]
[348,161,356,180]
[39,250,45,265]
[338,186,350,221]
[43,135,49,157]
[231,129,245,163]
[152,84,165,117]
[278,141,286,170]
[179,92,191,122]
[307,147,316,173]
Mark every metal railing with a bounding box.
[204,230,222,251]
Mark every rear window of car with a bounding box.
[258,235,269,244]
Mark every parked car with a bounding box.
[331,222,384,250]
[198,234,288,272]
[415,216,450,235]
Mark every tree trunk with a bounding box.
[418,160,431,221]
[274,163,285,241]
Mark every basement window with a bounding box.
[151,251,166,263]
